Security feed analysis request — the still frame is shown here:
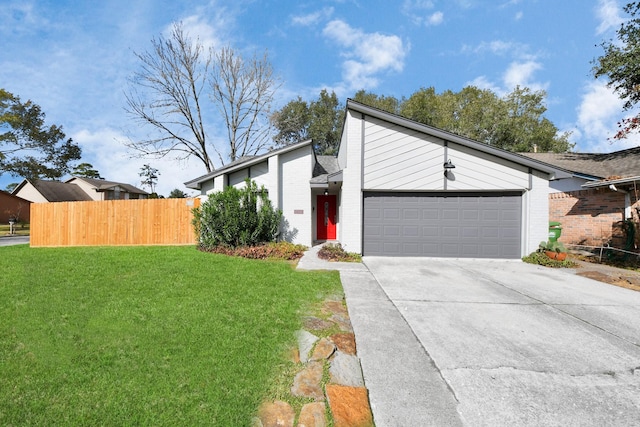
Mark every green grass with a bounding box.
[0,245,341,426]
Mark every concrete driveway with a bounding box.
[340,257,640,427]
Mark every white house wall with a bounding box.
[446,143,530,190]
[364,119,444,190]
[229,169,249,188]
[363,116,530,191]
[67,179,101,200]
[527,170,550,254]
[14,182,48,203]
[339,109,553,257]
[279,146,313,246]
[338,109,365,254]
[249,162,269,189]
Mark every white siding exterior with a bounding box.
[338,109,366,253]
[279,146,314,245]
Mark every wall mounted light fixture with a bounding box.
[443,159,456,177]
[324,189,329,196]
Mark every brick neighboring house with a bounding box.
[0,190,31,223]
[523,147,640,248]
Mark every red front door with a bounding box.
[317,195,336,240]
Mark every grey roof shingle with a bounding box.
[521,146,640,179]
[33,181,93,202]
[73,177,149,195]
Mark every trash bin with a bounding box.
[548,221,562,242]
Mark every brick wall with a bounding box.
[549,188,640,247]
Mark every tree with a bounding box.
[211,47,279,162]
[593,2,640,139]
[139,164,159,194]
[271,89,343,154]
[399,86,572,152]
[72,162,103,179]
[125,22,279,173]
[168,188,187,198]
[0,88,81,180]
[352,90,400,114]
[270,97,310,146]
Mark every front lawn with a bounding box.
[0,245,341,426]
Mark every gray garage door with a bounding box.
[363,192,522,258]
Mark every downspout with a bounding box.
[609,184,632,219]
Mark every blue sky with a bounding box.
[1,0,637,195]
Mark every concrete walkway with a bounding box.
[297,245,464,426]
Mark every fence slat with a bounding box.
[30,198,200,247]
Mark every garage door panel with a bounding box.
[363,192,522,258]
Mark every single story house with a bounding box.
[13,178,148,203]
[0,190,31,223]
[186,100,569,258]
[523,148,640,247]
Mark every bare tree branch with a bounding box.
[124,22,280,174]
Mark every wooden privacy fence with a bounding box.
[30,198,201,247]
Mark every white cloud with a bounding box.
[596,0,623,35]
[291,7,334,27]
[174,13,228,51]
[322,20,408,91]
[574,80,640,152]
[401,0,443,26]
[426,12,444,26]
[466,75,504,95]
[514,11,523,21]
[503,60,548,92]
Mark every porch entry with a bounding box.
[316,194,337,240]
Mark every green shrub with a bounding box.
[193,179,282,249]
[522,251,577,268]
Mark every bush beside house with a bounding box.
[193,179,282,250]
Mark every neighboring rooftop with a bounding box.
[521,146,640,179]
[69,177,148,195]
[31,180,93,202]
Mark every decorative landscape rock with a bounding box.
[329,351,364,387]
[325,384,374,427]
[297,402,326,427]
[329,313,353,332]
[330,333,356,355]
[296,330,318,363]
[257,400,295,427]
[291,360,324,400]
[303,316,334,331]
[322,300,349,317]
[310,337,336,361]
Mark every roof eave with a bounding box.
[582,175,640,188]
[184,139,313,188]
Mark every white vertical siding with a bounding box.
[339,109,365,253]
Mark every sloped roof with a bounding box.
[31,180,93,202]
[69,177,149,194]
[520,146,640,179]
[310,155,341,184]
[185,140,313,189]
